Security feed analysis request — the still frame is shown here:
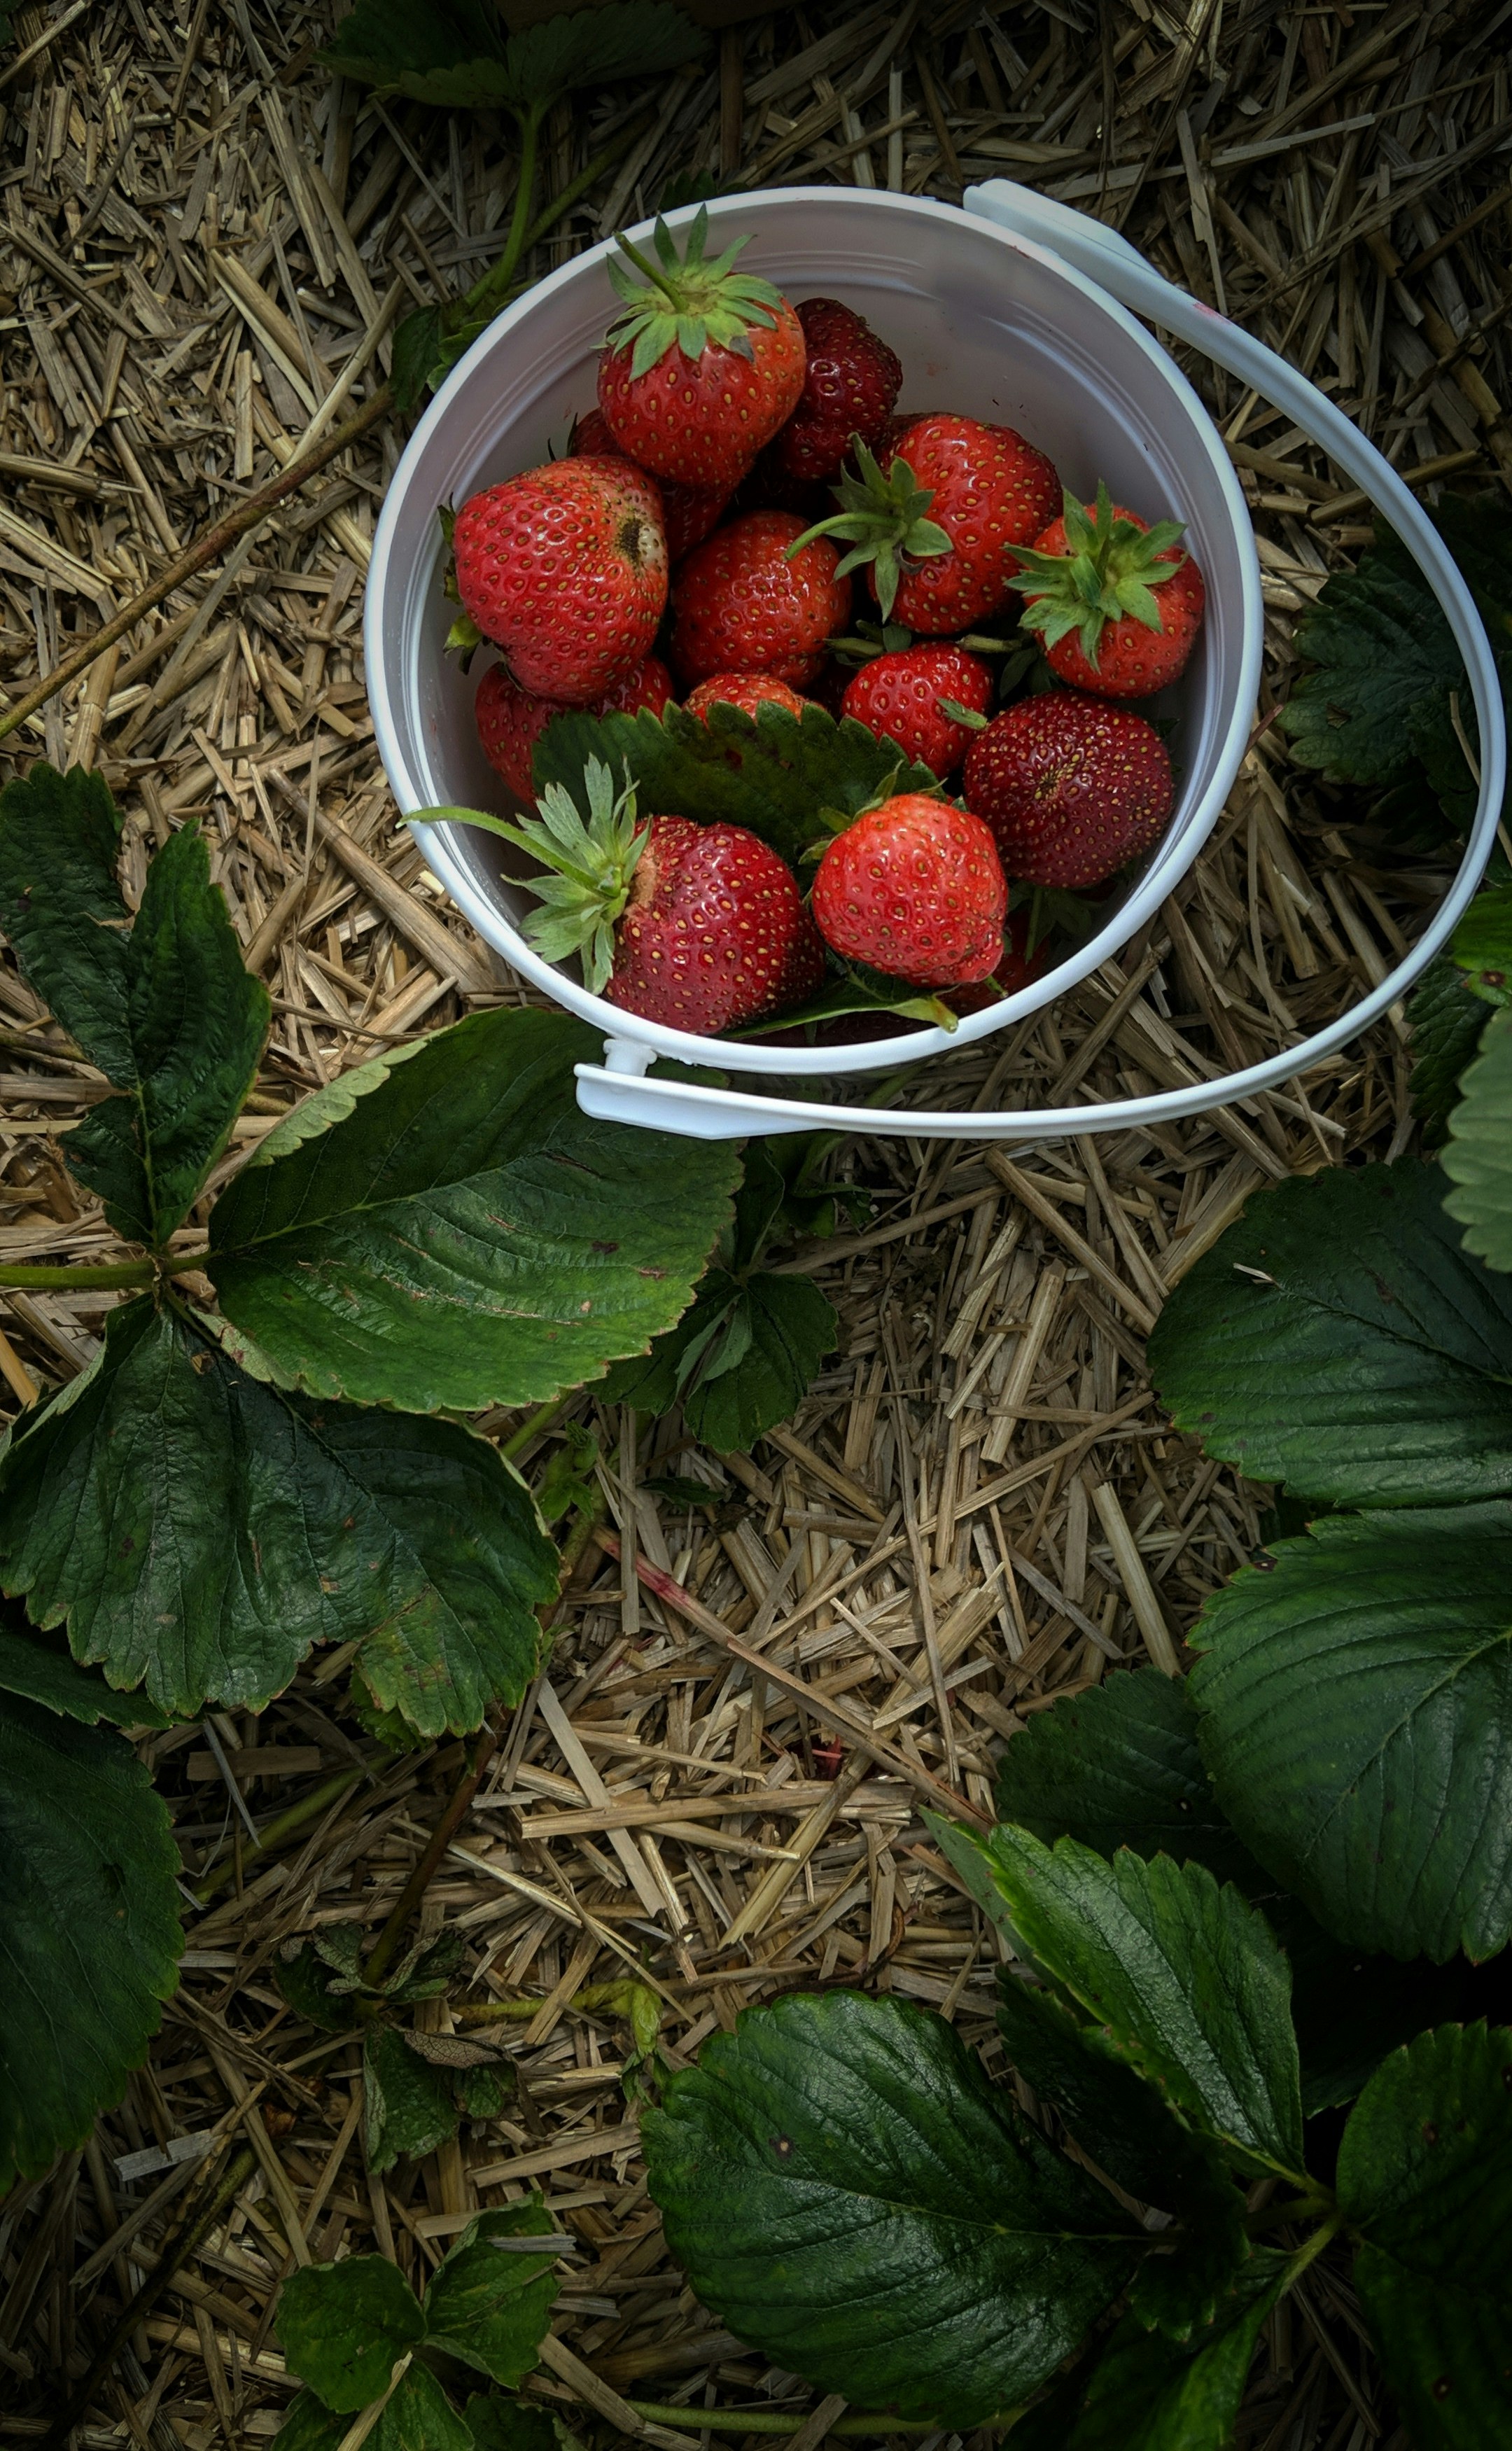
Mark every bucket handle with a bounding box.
[574,181,1505,1144]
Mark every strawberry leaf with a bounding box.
[739,962,960,1037]
[320,0,706,113]
[532,700,939,874]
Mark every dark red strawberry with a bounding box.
[597,208,806,493]
[841,644,993,776]
[568,409,727,561]
[1013,482,1205,697]
[475,655,673,802]
[683,673,815,722]
[772,297,902,483]
[941,913,1051,1013]
[811,792,1005,987]
[452,456,666,702]
[793,415,1060,633]
[671,510,851,687]
[962,690,1173,888]
[470,756,822,1031]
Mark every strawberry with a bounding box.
[793,415,1060,632]
[841,644,993,777]
[962,691,1173,888]
[683,673,814,722]
[475,655,673,802]
[452,456,666,703]
[772,297,902,482]
[597,209,806,493]
[568,409,727,562]
[477,756,822,1032]
[672,510,851,687]
[811,792,1005,988]
[1013,482,1205,697]
[943,912,1050,1013]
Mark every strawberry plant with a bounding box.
[0,758,759,2192]
[273,2194,562,2447]
[632,876,1512,2447]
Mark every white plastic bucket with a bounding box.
[366,183,1504,1143]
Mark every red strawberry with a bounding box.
[597,209,806,493]
[475,655,673,802]
[841,645,993,777]
[683,673,814,722]
[962,691,1173,888]
[671,510,851,687]
[452,457,666,703]
[772,297,902,482]
[568,409,727,562]
[794,415,1060,633]
[811,792,1005,988]
[468,756,822,1033]
[942,912,1051,1013]
[1014,482,1205,697]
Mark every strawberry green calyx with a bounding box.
[1014,480,1187,670]
[412,757,648,993]
[788,440,950,621]
[607,207,784,378]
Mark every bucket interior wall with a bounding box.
[368,193,1254,1066]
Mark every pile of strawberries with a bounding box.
[447,209,1205,1040]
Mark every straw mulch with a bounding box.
[1,0,1508,2444]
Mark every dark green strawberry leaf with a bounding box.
[276,2251,425,2412]
[0,762,134,1074]
[0,765,268,1246]
[600,1266,836,1451]
[993,1668,1263,1892]
[274,1939,359,2035]
[1051,2253,1292,2451]
[209,1008,738,1413]
[268,2393,347,2451]
[1278,517,1481,835]
[0,1692,181,2198]
[423,2199,559,2384]
[989,1670,1465,2115]
[0,1297,556,1731]
[1339,2024,1512,2451]
[1191,1506,1512,1962]
[391,303,447,418]
[644,1990,1138,2426]
[464,2400,587,2451]
[320,0,704,113]
[388,1926,467,2004]
[934,1822,1306,2184]
[1409,956,1489,1137]
[734,960,960,1038]
[364,2024,468,2173]
[372,2366,472,2450]
[995,1973,1248,2340]
[0,1607,168,1729]
[642,1999,1127,2421]
[533,701,939,876]
[1442,1007,1512,1272]
[1148,1160,1512,1504]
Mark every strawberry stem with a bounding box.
[1014,479,1186,670]
[788,438,950,622]
[416,761,647,994]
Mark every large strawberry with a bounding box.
[841,644,992,777]
[811,793,1005,988]
[794,416,1060,631]
[1013,482,1205,697]
[773,297,902,482]
[598,209,806,493]
[568,409,727,562]
[672,510,850,687]
[475,655,673,802]
[683,673,815,722]
[962,690,1172,888]
[452,456,666,702]
[464,755,824,1033]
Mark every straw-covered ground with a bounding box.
[1,0,1510,2443]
